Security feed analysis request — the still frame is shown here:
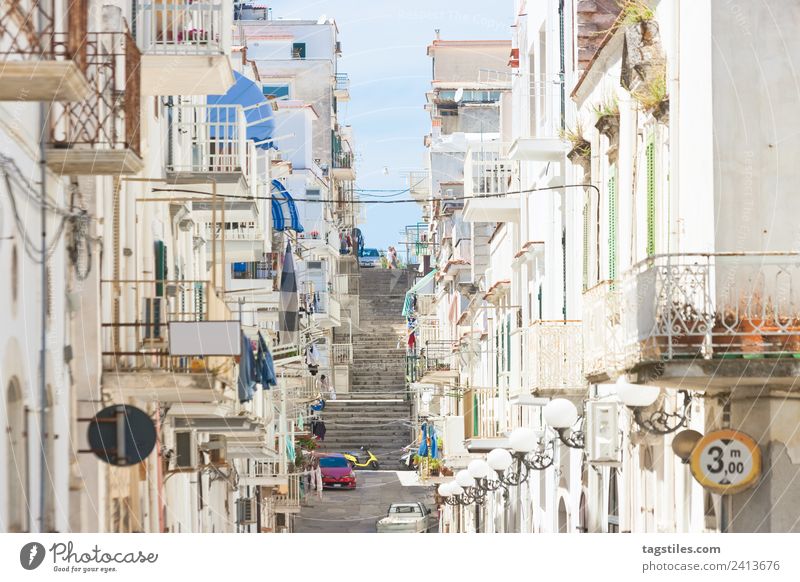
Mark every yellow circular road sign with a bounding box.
[690,429,761,495]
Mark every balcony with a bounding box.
[407,340,459,383]
[240,461,290,488]
[100,279,237,401]
[0,0,91,101]
[301,291,341,328]
[462,141,519,223]
[205,221,266,262]
[523,320,586,397]
[167,102,252,184]
[272,473,302,514]
[331,343,353,364]
[45,30,143,175]
[298,230,339,257]
[334,73,350,101]
[331,149,355,180]
[135,0,234,95]
[227,254,278,294]
[583,253,800,388]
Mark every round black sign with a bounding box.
[87,405,157,466]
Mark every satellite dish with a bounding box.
[87,405,157,466]
[454,88,464,102]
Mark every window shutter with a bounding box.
[608,168,618,281]
[154,240,167,296]
[646,135,656,257]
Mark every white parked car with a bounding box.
[376,502,434,533]
[358,248,382,268]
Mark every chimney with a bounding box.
[576,0,622,71]
[435,29,441,41]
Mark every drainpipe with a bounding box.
[37,5,48,532]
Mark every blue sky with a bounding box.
[266,0,514,257]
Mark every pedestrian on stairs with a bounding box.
[320,374,336,401]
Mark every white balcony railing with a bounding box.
[331,343,353,364]
[168,103,247,177]
[464,141,514,198]
[526,320,585,395]
[136,1,230,56]
[273,473,302,511]
[206,222,264,241]
[584,252,800,377]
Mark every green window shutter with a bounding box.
[473,393,479,436]
[506,316,511,372]
[646,135,656,257]
[582,198,590,291]
[608,168,618,281]
[154,241,167,296]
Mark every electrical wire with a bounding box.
[150,182,600,205]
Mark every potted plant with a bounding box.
[632,74,669,123]
[559,123,591,169]
[593,96,620,141]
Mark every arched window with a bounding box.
[608,468,620,533]
[6,379,28,532]
[557,497,569,533]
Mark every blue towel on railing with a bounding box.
[238,331,257,403]
[257,332,278,388]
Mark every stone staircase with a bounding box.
[319,269,414,469]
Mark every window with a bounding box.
[319,456,349,468]
[6,378,27,532]
[608,469,620,533]
[292,43,306,59]
[538,25,547,128]
[263,84,290,99]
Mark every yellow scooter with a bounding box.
[343,446,380,470]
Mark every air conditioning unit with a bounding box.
[207,434,227,466]
[586,400,621,465]
[172,430,198,470]
[142,297,164,340]
[237,497,257,524]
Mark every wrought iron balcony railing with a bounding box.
[101,278,232,374]
[0,0,90,101]
[46,30,142,174]
[332,150,353,169]
[583,252,800,377]
[525,320,586,395]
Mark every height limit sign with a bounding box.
[690,429,761,495]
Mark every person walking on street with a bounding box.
[388,246,398,269]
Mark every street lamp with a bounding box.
[543,398,585,449]
[509,427,555,471]
[613,377,691,435]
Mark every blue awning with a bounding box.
[208,71,275,149]
[271,179,304,233]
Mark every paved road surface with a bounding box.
[294,471,437,533]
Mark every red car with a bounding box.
[319,454,357,489]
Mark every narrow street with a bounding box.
[295,472,436,533]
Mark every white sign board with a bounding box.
[689,429,761,495]
[168,321,241,356]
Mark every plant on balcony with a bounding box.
[559,122,591,168]
[593,96,620,141]
[632,74,669,123]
